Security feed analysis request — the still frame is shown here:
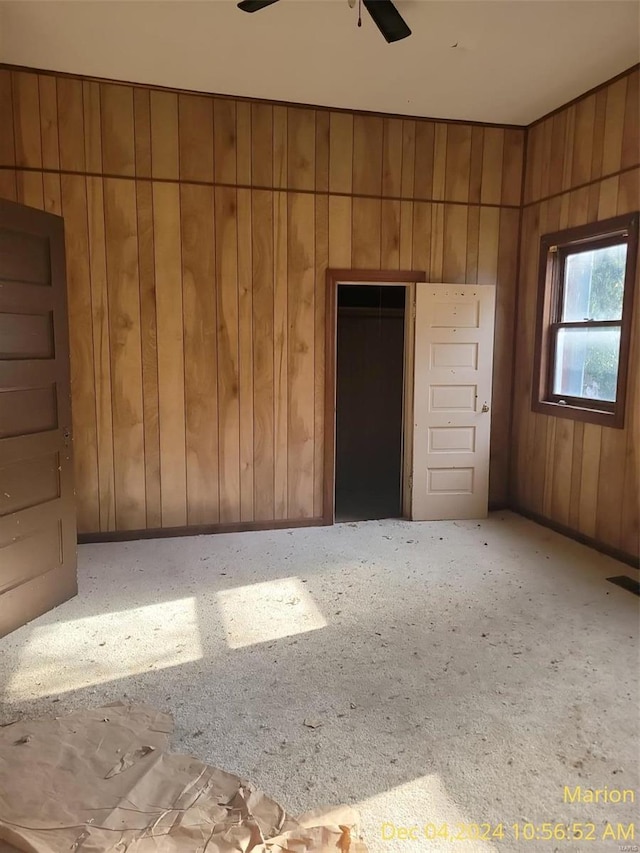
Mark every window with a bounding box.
[532,213,638,428]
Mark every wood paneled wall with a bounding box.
[512,67,640,560]
[0,68,523,534]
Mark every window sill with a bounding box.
[531,398,624,428]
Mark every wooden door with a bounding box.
[0,198,77,638]
[411,284,496,520]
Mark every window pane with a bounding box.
[562,243,627,321]
[553,327,621,402]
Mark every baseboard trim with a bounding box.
[78,506,640,570]
[78,516,326,544]
[512,506,639,570]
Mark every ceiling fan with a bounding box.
[237,0,412,43]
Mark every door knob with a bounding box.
[481,402,490,413]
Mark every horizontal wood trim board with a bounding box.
[522,163,640,209]
[0,62,525,131]
[0,167,521,210]
[512,507,640,570]
[78,516,326,543]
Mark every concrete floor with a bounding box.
[0,512,637,852]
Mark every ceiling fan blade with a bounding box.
[237,0,280,12]
[363,0,411,42]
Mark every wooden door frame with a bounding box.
[323,269,427,524]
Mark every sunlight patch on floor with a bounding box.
[6,597,203,699]
[217,577,327,649]
[356,774,498,853]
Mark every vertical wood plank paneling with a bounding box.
[42,172,62,216]
[578,424,601,537]
[150,91,179,181]
[236,103,252,186]
[287,107,315,191]
[382,118,403,198]
[136,180,161,528]
[100,84,135,176]
[561,106,576,192]
[548,110,567,196]
[252,189,275,520]
[491,207,519,505]
[83,81,103,174]
[329,111,353,194]
[133,88,152,179]
[314,193,328,516]
[602,76,628,176]
[413,120,434,200]
[513,68,639,560]
[539,118,553,202]
[39,75,59,170]
[477,206,500,284]
[178,94,214,183]
[153,182,187,527]
[501,129,524,206]
[466,206,480,283]
[352,197,382,268]
[381,199,401,269]
[481,127,504,206]
[442,204,468,282]
[61,174,99,533]
[251,102,273,188]
[400,120,416,199]
[86,176,116,531]
[432,124,448,203]
[411,202,431,275]
[16,170,44,209]
[0,70,16,167]
[399,200,414,269]
[103,178,146,530]
[353,115,384,196]
[590,89,607,182]
[0,170,18,201]
[315,110,330,193]
[287,193,315,517]
[550,418,574,525]
[237,187,255,521]
[571,94,595,187]
[469,126,484,206]
[181,183,219,525]
[621,69,639,170]
[12,72,42,168]
[3,67,536,537]
[215,185,241,522]
[444,125,472,203]
[57,77,85,172]
[430,202,445,281]
[568,421,584,530]
[273,191,289,517]
[328,195,352,267]
[273,106,288,190]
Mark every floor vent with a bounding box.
[606,575,640,597]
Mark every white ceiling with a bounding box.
[0,0,638,125]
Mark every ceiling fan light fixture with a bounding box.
[237,0,412,42]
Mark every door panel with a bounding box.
[0,198,77,638]
[411,284,495,520]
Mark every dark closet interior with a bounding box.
[335,284,406,522]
